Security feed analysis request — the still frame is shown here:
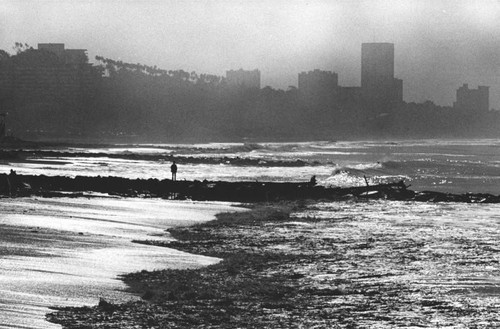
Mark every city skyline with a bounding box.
[0,40,497,142]
[1,0,499,109]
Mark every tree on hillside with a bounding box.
[13,42,33,55]
[0,50,10,60]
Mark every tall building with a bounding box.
[226,69,260,89]
[298,69,338,97]
[361,43,402,114]
[454,83,489,114]
[361,43,394,90]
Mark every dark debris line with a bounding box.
[2,173,500,203]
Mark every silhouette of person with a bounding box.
[171,161,177,181]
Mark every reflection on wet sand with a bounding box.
[0,197,243,329]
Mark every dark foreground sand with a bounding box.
[47,201,500,328]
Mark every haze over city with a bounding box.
[1,0,499,110]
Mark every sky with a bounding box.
[1,0,499,109]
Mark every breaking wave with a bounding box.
[321,161,408,188]
[332,160,403,176]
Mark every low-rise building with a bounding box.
[37,43,88,65]
[298,69,338,98]
[454,83,489,114]
[0,43,101,134]
[226,69,260,89]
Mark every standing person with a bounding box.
[171,161,178,181]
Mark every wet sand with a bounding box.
[0,197,243,329]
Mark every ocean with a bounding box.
[5,139,500,194]
[1,139,499,328]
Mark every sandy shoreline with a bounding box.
[0,197,240,329]
[47,200,500,328]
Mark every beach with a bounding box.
[0,197,242,329]
[47,200,500,328]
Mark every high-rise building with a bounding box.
[226,69,260,89]
[454,83,489,114]
[361,43,394,90]
[361,43,402,114]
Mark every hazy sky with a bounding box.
[1,0,499,109]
